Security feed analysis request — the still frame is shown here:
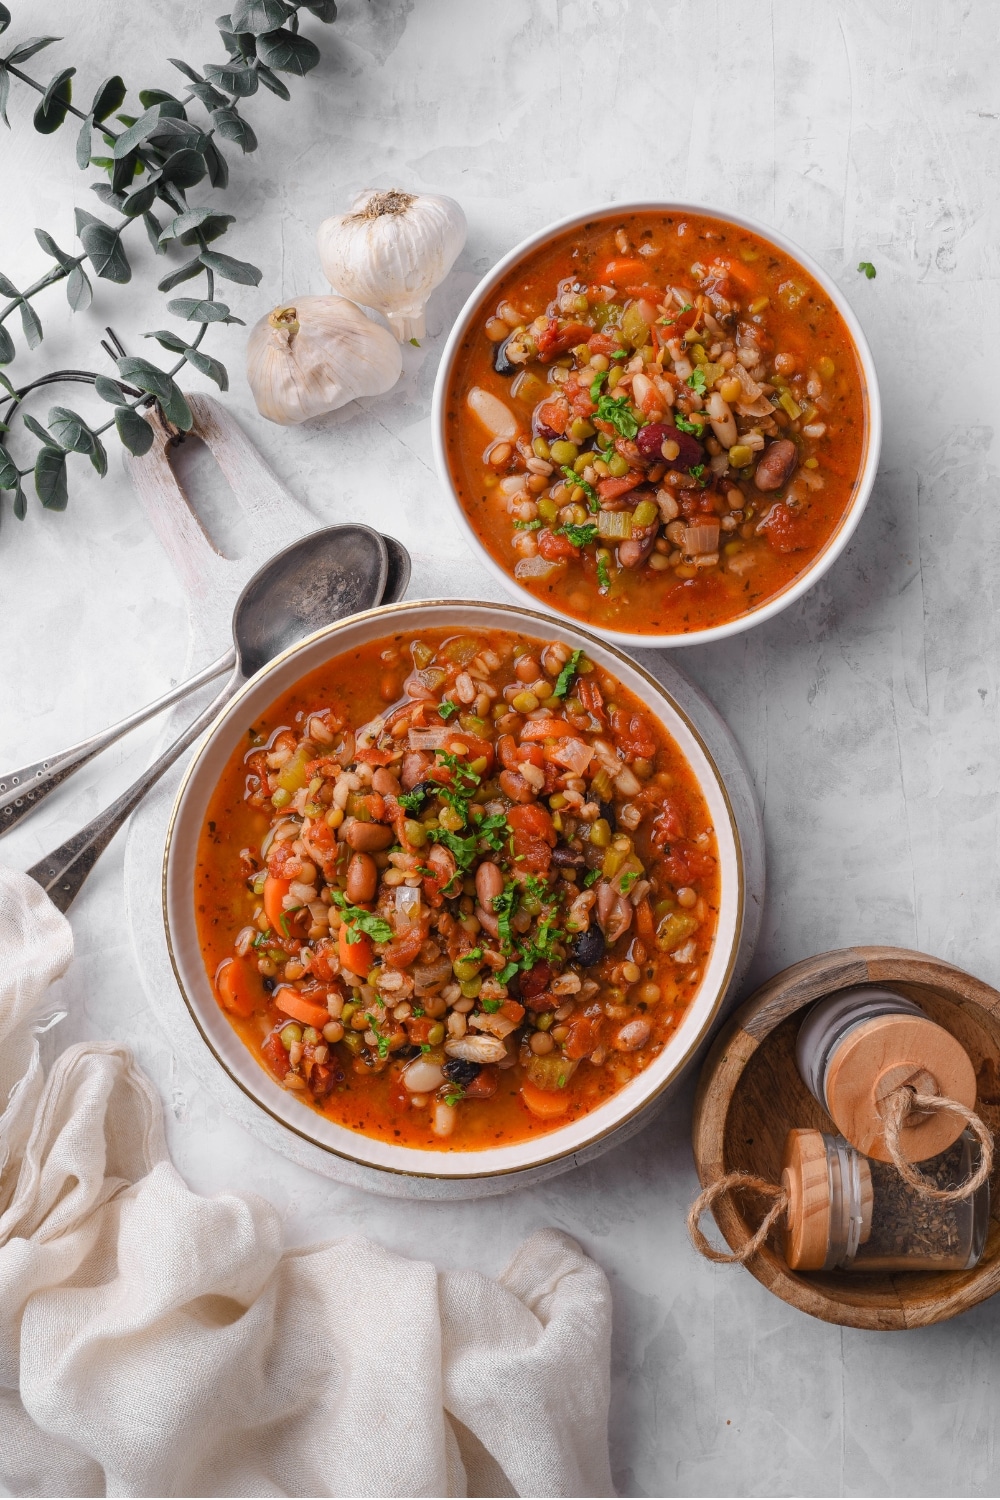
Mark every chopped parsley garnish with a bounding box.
[589,369,608,400]
[365,1013,391,1059]
[433,750,480,793]
[496,961,519,987]
[686,367,707,396]
[596,553,612,592]
[492,883,520,951]
[514,518,543,531]
[412,1004,425,1017]
[466,947,483,961]
[252,929,271,948]
[332,893,393,945]
[438,699,459,719]
[471,809,509,852]
[583,868,601,887]
[551,647,583,700]
[680,302,693,312]
[480,998,502,1014]
[561,465,599,513]
[674,414,702,435]
[857,261,877,279]
[619,871,639,895]
[398,786,428,814]
[426,826,479,871]
[278,910,300,938]
[611,348,629,360]
[594,392,640,440]
[558,522,598,549]
[443,1086,465,1107]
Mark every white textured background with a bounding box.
[3,2,1000,1494]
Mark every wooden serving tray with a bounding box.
[692,947,1000,1328]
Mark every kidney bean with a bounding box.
[754,438,798,492]
[372,766,401,796]
[499,768,535,802]
[636,422,703,469]
[475,860,504,911]
[401,751,432,790]
[475,905,500,939]
[618,531,657,569]
[342,820,395,852]
[346,851,377,904]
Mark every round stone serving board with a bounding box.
[122,395,765,1200]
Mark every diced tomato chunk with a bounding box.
[659,840,716,888]
[385,918,429,969]
[536,320,592,361]
[757,501,818,554]
[262,1031,289,1080]
[536,400,569,436]
[611,707,657,762]
[537,528,581,562]
[564,1007,606,1060]
[598,474,643,500]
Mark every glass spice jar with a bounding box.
[794,986,978,1163]
[781,1128,990,1273]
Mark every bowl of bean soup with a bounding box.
[433,203,880,646]
[164,601,748,1181]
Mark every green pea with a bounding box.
[607,453,629,478]
[459,977,482,999]
[569,417,595,444]
[632,499,659,528]
[427,1023,446,1045]
[280,1024,302,1050]
[549,440,579,465]
[537,497,559,523]
[535,1012,554,1031]
[453,955,483,983]
[596,432,613,451]
[271,787,292,809]
[404,819,428,846]
[588,818,612,848]
[532,436,551,460]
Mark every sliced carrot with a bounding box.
[499,998,525,1026]
[520,1077,572,1119]
[264,874,291,930]
[635,897,656,942]
[597,474,643,500]
[598,257,648,286]
[519,719,576,741]
[273,986,331,1030]
[216,957,259,1018]
[339,925,373,976]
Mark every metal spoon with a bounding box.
[24,523,402,913]
[1,528,408,837]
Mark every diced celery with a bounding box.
[598,509,634,540]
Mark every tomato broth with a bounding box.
[444,210,868,635]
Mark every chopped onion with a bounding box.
[395,886,422,925]
[514,555,561,580]
[408,726,455,750]
[260,817,301,860]
[682,522,721,556]
[547,737,595,775]
[598,509,633,540]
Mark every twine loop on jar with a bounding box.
[687,1172,789,1264]
[880,1087,993,1203]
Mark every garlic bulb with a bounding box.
[317,189,466,342]
[245,295,401,425]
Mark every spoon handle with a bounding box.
[0,648,235,839]
[26,668,241,914]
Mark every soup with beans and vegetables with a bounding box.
[195,628,720,1150]
[444,211,868,635]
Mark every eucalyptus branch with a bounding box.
[0,0,337,530]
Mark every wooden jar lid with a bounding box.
[825,1014,976,1163]
[781,1129,832,1271]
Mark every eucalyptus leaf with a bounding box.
[231,0,291,34]
[145,329,190,353]
[66,263,92,310]
[256,63,290,100]
[256,28,320,74]
[0,368,14,396]
[5,36,60,66]
[146,116,208,150]
[47,406,94,453]
[159,147,207,188]
[88,436,108,477]
[34,229,74,266]
[158,206,229,242]
[167,297,239,323]
[22,413,52,445]
[33,68,74,134]
[203,140,229,190]
[114,405,155,456]
[204,62,258,96]
[121,179,157,217]
[19,299,42,349]
[75,113,92,169]
[0,323,13,363]
[161,380,194,431]
[168,58,204,84]
[113,105,162,158]
[157,256,204,292]
[0,5,10,35]
[116,356,173,401]
[184,346,228,390]
[0,271,20,298]
[143,208,166,252]
[13,481,26,520]
[111,147,139,195]
[91,75,127,122]
[138,87,181,109]
[91,182,128,212]
[212,107,257,153]
[0,63,9,127]
[301,0,337,20]
[0,447,18,489]
[95,375,127,404]
[34,446,68,510]
[74,206,104,234]
[79,220,131,283]
[199,249,261,285]
[183,80,228,111]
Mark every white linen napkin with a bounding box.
[0,867,614,1498]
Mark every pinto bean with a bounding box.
[401,751,432,790]
[372,766,401,796]
[342,820,395,852]
[475,860,504,911]
[346,851,377,904]
[499,768,535,802]
[614,1018,651,1051]
[618,531,657,569]
[754,438,798,492]
[475,905,500,939]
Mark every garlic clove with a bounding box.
[317,188,467,343]
[466,387,518,441]
[246,294,401,426]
